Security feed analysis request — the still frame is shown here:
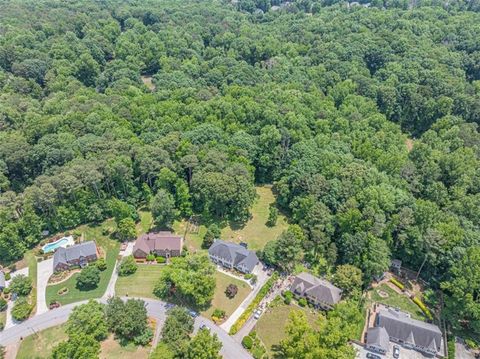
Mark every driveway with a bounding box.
[456,337,476,359]
[36,258,53,315]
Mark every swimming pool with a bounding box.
[42,235,74,253]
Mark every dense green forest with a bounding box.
[0,0,479,336]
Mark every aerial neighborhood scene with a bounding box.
[0,0,480,358]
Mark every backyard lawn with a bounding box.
[0,310,6,329]
[100,334,150,359]
[202,271,252,319]
[255,301,320,356]
[45,220,120,305]
[369,283,425,320]
[115,264,165,299]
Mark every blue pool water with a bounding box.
[42,238,69,253]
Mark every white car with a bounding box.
[253,309,262,319]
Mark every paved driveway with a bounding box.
[456,337,476,359]
[36,258,53,315]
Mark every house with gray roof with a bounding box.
[53,241,98,272]
[208,240,259,274]
[290,272,342,310]
[0,271,5,291]
[375,307,443,357]
[365,327,390,354]
[133,232,183,259]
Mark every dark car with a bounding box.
[366,353,381,359]
[393,345,400,358]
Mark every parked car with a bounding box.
[200,324,210,331]
[165,303,175,311]
[366,353,381,359]
[253,309,262,319]
[393,345,400,358]
[188,309,199,318]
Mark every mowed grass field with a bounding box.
[369,283,425,320]
[45,219,120,305]
[255,302,320,356]
[115,264,164,299]
[202,271,251,319]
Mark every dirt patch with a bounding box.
[141,76,155,91]
[405,138,414,152]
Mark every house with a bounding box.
[290,272,342,310]
[53,241,98,272]
[391,259,402,273]
[133,232,183,259]
[365,327,390,354]
[0,271,5,291]
[375,307,443,356]
[208,240,259,274]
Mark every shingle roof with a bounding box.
[291,272,342,305]
[133,232,183,254]
[53,241,97,268]
[0,271,5,288]
[366,327,390,352]
[377,308,442,352]
[208,240,258,272]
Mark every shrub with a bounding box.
[389,277,405,290]
[465,339,478,350]
[76,265,101,290]
[95,258,107,271]
[242,335,253,349]
[0,298,7,312]
[298,298,307,307]
[412,296,433,320]
[11,298,32,321]
[266,206,278,227]
[57,287,69,296]
[0,322,4,331]
[146,254,155,262]
[118,255,138,276]
[4,272,11,281]
[9,275,33,297]
[2,287,10,295]
[213,308,226,318]
[156,256,166,264]
[225,284,238,299]
[283,290,293,305]
[447,338,455,359]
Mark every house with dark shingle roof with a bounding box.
[375,307,443,357]
[290,272,342,310]
[208,240,259,274]
[133,232,183,259]
[0,271,5,291]
[53,241,98,272]
[365,326,390,354]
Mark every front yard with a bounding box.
[368,283,425,320]
[45,220,120,305]
[115,264,165,299]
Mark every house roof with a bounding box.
[208,240,258,272]
[0,271,5,288]
[133,232,183,254]
[391,259,402,267]
[366,327,390,352]
[377,308,442,352]
[53,241,97,268]
[291,272,342,305]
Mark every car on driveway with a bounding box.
[188,310,199,318]
[393,345,400,358]
[366,353,381,359]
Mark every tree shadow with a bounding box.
[271,344,286,359]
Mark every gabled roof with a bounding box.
[377,308,442,352]
[133,232,183,254]
[0,271,5,288]
[53,241,97,268]
[366,327,389,352]
[291,272,342,305]
[208,240,258,272]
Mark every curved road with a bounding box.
[0,297,251,359]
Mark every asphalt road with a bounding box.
[0,297,251,359]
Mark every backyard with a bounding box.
[115,264,164,299]
[45,219,120,305]
[255,301,320,356]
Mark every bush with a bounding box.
[447,338,455,359]
[298,298,307,307]
[95,258,107,271]
[0,322,4,331]
[266,206,278,227]
[225,284,238,299]
[2,287,10,295]
[212,308,226,318]
[156,256,166,264]
[76,265,101,290]
[9,275,33,296]
[389,277,405,290]
[412,296,433,320]
[4,272,11,281]
[146,254,155,262]
[11,298,32,321]
[0,298,7,312]
[118,255,138,276]
[465,339,478,350]
[57,287,69,296]
[242,335,253,349]
[283,290,293,305]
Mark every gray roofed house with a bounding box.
[290,272,342,310]
[365,327,390,354]
[0,271,5,291]
[53,241,98,272]
[208,240,259,274]
[376,308,443,356]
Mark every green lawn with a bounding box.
[0,310,6,329]
[17,324,68,359]
[255,301,319,356]
[137,210,153,236]
[115,264,165,299]
[100,334,150,359]
[369,284,425,320]
[45,220,120,305]
[202,271,252,319]
[172,219,207,252]
[25,251,38,315]
[221,186,288,251]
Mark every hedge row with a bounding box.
[447,338,455,359]
[412,296,433,320]
[229,272,279,335]
[389,277,405,290]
